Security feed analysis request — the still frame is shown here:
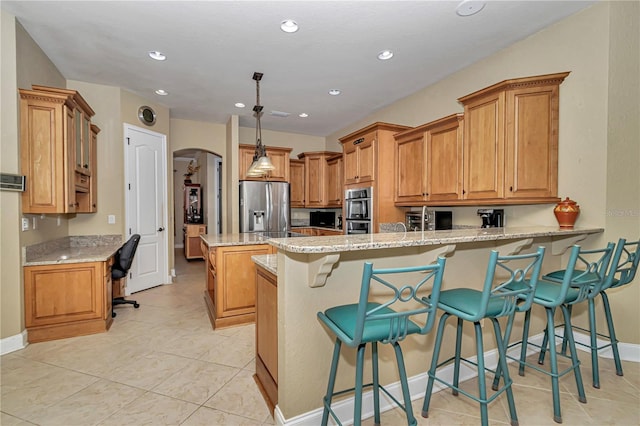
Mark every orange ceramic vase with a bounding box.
[554,197,580,228]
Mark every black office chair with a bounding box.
[112,234,141,318]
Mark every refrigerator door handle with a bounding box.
[266,182,272,232]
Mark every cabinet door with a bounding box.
[289,160,305,207]
[326,156,343,207]
[24,262,102,327]
[426,118,464,202]
[356,136,375,183]
[256,267,278,382]
[343,143,358,184]
[305,155,325,207]
[505,85,559,199]
[265,148,289,182]
[218,245,272,318]
[395,133,427,204]
[89,125,99,212]
[463,92,505,200]
[239,145,258,180]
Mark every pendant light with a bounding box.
[246,72,275,177]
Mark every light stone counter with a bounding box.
[23,235,123,266]
[251,254,277,275]
[200,232,269,247]
[267,226,603,254]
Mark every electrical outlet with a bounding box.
[108,215,116,224]
[21,218,29,231]
[32,217,37,230]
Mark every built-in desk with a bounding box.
[23,235,123,342]
[263,226,603,424]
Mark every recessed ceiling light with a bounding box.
[235,102,246,108]
[280,19,299,33]
[155,89,169,96]
[377,50,394,60]
[328,89,341,96]
[456,0,486,16]
[299,113,309,118]
[148,51,166,61]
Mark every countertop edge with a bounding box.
[267,226,604,254]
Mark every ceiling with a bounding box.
[2,1,595,137]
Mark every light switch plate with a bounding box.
[108,215,116,224]
[21,218,29,231]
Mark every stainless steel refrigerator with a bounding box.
[239,181,290,234]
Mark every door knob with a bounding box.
[158,227,165,232]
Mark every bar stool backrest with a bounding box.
[555,243,616,305]
[607,238,640,290]
[478,247,546,320]
[353,257,447,346]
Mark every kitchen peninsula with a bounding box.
[250,225,603,423]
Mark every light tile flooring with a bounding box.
[2,250,639,425]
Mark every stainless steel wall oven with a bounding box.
[345,186,373,234]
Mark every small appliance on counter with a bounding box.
[309,211,336,228]
[477,209,505,228]
[405,210,453,231]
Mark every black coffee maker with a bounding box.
[477,209,504,228]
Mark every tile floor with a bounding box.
[2,249,639,425]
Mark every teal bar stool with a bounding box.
[317,257,447,426]
[422,247,546,426]
[541,238,639,389]
[495,242,615,424]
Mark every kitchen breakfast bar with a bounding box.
[202,226,603,424]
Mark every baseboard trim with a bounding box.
[0,330,28,355]
[275,331,639,425]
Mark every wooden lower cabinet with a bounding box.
[255,265,278,414]
[184,224,207,260]
[204,244,274,329]
[24,259,113,342]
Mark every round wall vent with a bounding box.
[138,106,157,126]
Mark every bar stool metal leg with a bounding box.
[321,339,342,426]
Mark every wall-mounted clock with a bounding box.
[138,105,156,126]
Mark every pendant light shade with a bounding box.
[246,72,274,177]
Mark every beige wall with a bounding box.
[604,1,640,345]
[319,1,635,345]
[238,126,327,157]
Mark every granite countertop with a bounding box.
[267,226,604,254]
[23,235,124,266]
[200,233,271,248]
[252,254,277,275]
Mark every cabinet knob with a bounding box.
[158,227,165,232]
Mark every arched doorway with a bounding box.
[173,149,222,249]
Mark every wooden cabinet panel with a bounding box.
[395,132,427,204]
[342,131,375,184]
[239,144,292,181]
[20,86,99,214]
[297,151,340,208]
[505,86,559,199]
[204,244,274,329]
[463,93,505,200]
[24,260,112,342]
[289,159,305,207]
[427,115,464,201]
[255,265,278,414]
[326,154,343,207]
[185,224,206,260]
[457,72,568,205]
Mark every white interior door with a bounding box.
[124,124,169,293]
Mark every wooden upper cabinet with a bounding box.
[289,159,305,208]
[297,151,340,208]
[239,144,292,182]
[394,114,463,205]
[20,85,99,214]
[20,89,77,214]
[341,131,375,184]
[458,72,568,204]
[325,154,343,208]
